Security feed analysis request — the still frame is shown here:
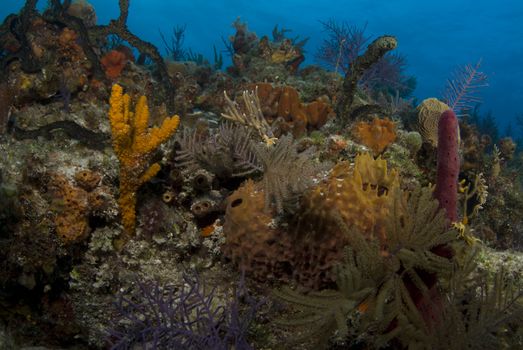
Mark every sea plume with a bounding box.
[107,272,262,350]
[443,59,488,113]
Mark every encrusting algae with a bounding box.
[108,84,180,236]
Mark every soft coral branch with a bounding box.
[315,19,370,74]
[444,59,488,113]
[107,272,263,350]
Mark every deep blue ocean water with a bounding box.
[2,0,522,135]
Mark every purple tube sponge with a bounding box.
[434,109,460,223]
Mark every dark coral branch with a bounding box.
[0,0,42,73]
[115,0,129,27]
[315,19,370,74]
[159,25,187,61]
[45,0,172,97]
[10,0,175,111]
[44,0,104,78]
[336,35,397,125]
[91,0,175,111]
[359,52,409,94]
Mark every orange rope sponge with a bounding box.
[109,84,180,236]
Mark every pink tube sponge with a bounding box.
[434,109,460,223]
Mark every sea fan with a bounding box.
[359,52,412,96]
[443,59,488,113]
[315,19,370,74]
[107,272,262,350]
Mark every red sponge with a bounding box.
[434,109,460,223]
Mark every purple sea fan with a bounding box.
[316,19,414,97]
[359,52,410,94]
[107,272,262,350]
[443,59,488,113]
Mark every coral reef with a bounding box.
[251,133,328,213]
[0,172,21,236]
[0,2,522,349]
[274,184,456,348]
[275,242,522,349]
[315,19,370,74]
[223,154,401,289]
[443,60,488,112]
[222,87,275,144]
[175,121,258,180]
[397,130,422,156]
[477,175,523,249]
[316,19,415,98]
[459,120,488,173]
[248,83,334,136]
[498,137,516,160]
[227,19,305,77]
[2,18,91,104]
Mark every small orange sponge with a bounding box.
[352,117,397,155]
[101,50,127,79]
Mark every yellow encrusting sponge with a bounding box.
[108,84,180,236]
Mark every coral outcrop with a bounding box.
[459,119,488,173]
[499,137,516,160]
[48,170,112,244]
[247,82,334,136]
[228,19,306,77]
[66,0,97,27]
[108,84,180,236]
[2,19,91,104]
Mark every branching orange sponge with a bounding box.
[109,84,180,235]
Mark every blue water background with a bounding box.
[2,0,522,134]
